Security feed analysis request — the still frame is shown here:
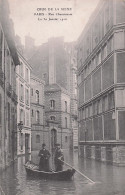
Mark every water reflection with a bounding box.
[0,150,125,195]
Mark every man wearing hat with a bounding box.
[54,143,64,172]
[38,143,50,171]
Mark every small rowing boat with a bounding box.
[24,161,75,180]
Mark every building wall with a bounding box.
[64,42,78,148]
[28,37,70,91]
[28,38,78,150]
[45,89,62,125]
[77,0,125,165]
[0,22,18,169]
[30,75,45,151]
[45,85,72,150]
[28,43,49,84]
[16,53,32,156]
[61,92,71,129]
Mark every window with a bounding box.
[85,107,88,118]
[25,68,29,82]
[93,101,98,115]
[96,51,101,66]
[65,101,67,112]
[102,95,108,112]
[43,73,47,79]
[36,135,40,143]
[50,100,55,109]
[36,90,39,103]
[31,88,33,96]
[19,62,23,77]
[20,109,23,122]
[20,109,25,125]
[26,112,29,126]
[82,108,85,119]
[36,110,40,123]
[31,109,34,117]
[101,44,107,61]
[65,136,68,142]
[104,44,107,58]
[92,57,96,70]
[108,92,115,109]
[107,36,113,55]
[50,116,56,121]
[88,62,91,75]
[20,84,24,101]
[97,99,102,114]
[88,104,92,117]
[65,117,67,128]
[26,89,29,105]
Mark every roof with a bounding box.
[31,73,45,85]
[45,84,61,92]
[45,83,70,96]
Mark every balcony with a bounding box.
[0,69,4,88]
[6,82,12,97]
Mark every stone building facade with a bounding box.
[65,42,78,148]
[30,75,45,151]
[45,84,72,151]
[77,0,125,165]
[0,0,19,169]
[27,37,77,150]
[16,52,32,156]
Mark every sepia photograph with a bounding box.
[0,0,125,194]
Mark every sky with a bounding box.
[8,0,100,46]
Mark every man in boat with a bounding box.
[54,143,64,172]
[38,143,51,171]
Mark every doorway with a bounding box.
[51,129,57,152]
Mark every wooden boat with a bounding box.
[24,161,75,181]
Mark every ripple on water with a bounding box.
[0,151,125,195]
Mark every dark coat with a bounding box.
[54,148,64,172]
[38,148,50,171]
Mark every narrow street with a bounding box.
[0,150,125,195]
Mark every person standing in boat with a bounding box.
[38,143,51,171]
[54,143,64,172]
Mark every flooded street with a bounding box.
[0,150,125,195]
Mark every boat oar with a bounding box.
[59,159,95,184]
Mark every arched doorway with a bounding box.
[51,129,57,152]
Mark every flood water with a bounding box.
[0,150,125,195]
